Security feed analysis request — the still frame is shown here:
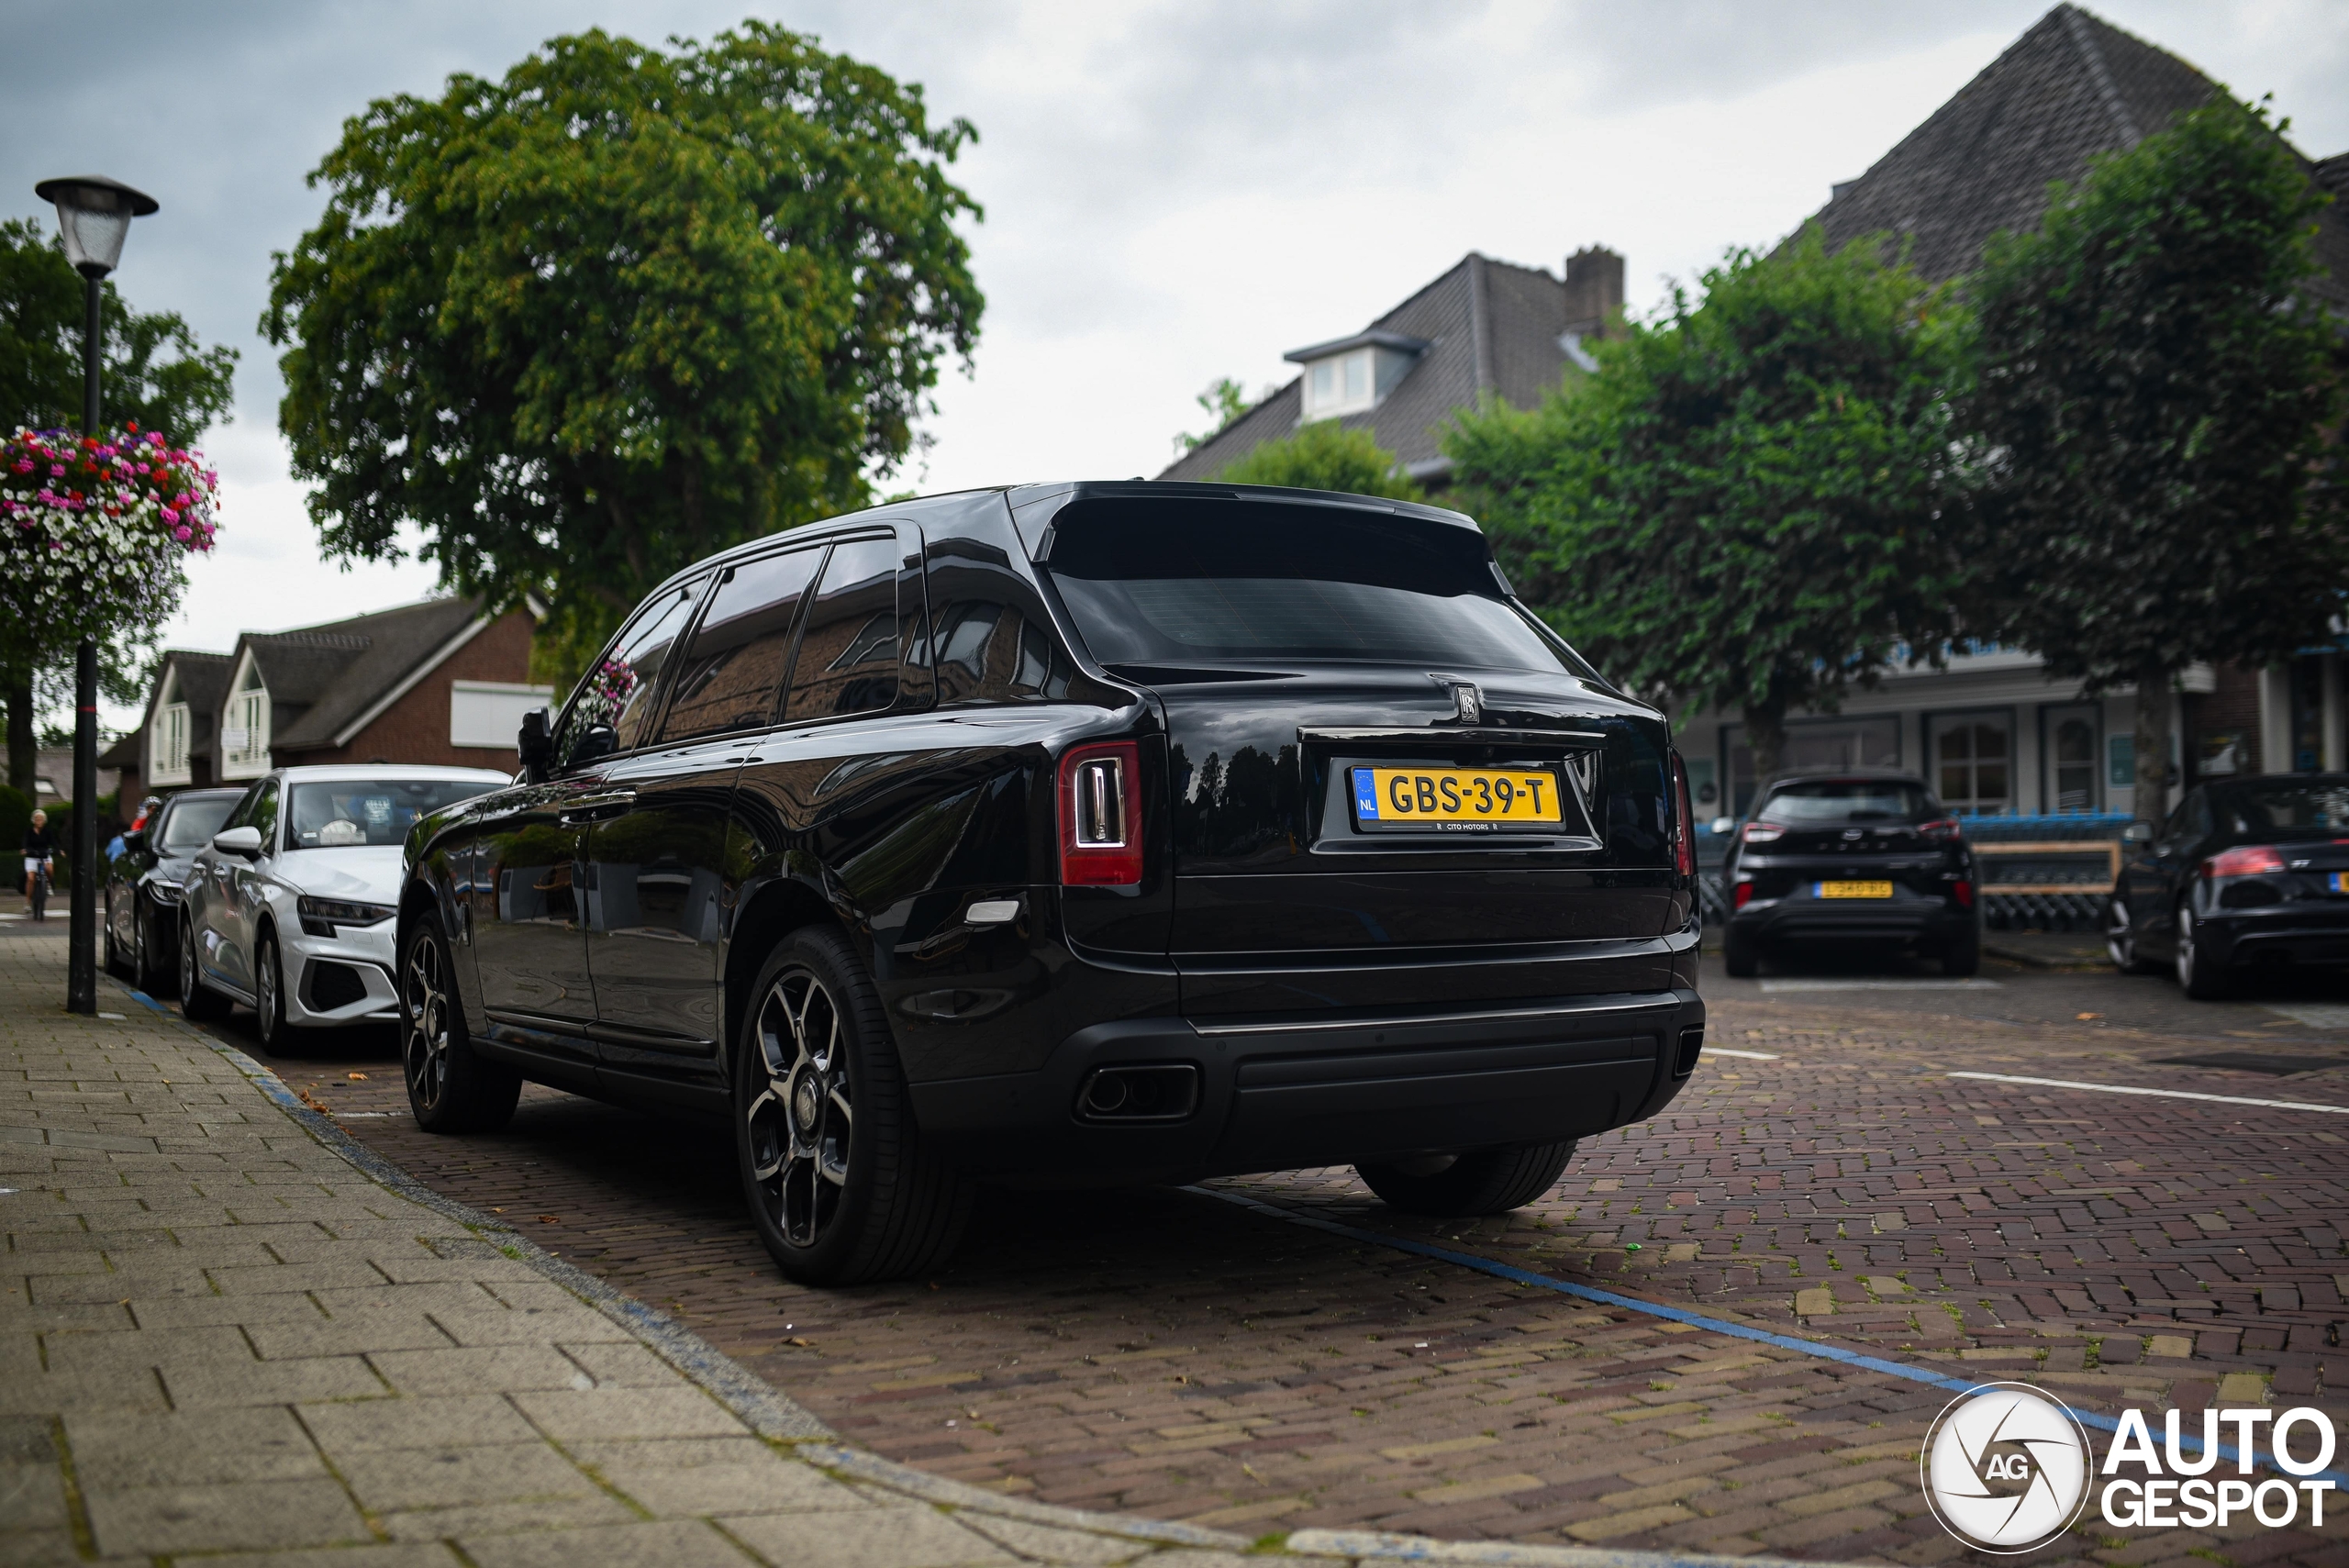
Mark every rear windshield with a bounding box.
[159,796,236,853]
[1759,780,1934,824]
[1043,499,1595,676]
[285,779,498,851]
[2210,782,2349,838]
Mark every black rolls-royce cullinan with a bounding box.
[395,482,1705,1284]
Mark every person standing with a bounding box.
[21,807,56,921]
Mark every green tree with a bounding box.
[1445,227,1976,778]
[1174,376,1253,454]
[263,24,984,691]
[0,218,238,791]
[1971,99,2348,820]
[1214,418,1423,501]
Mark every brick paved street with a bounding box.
[157,944,2349,1567]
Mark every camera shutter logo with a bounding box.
[1920,1383,2093,1552]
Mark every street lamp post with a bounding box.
[34,176,157,1017]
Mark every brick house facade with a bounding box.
[109,598,548,806]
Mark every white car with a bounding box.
[179,764,512,1050]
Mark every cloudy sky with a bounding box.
[6,0,2346,728]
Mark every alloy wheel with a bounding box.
[180,923,196,1003]
[743,968,854,1249]
[2105,899,2134,970]
[403,935,451,1114]
[257,940,279,1046]
[2175,905,2199,990]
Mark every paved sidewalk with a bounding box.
[6,936,1835,1568]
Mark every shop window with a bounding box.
[1932,712,2011,815]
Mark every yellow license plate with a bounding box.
[1816,880,1894,899]
[1352,766,1564,831]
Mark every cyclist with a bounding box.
[22,807,56,922]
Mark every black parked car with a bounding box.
[106,786,244,995]
[2108,773,2349,999]
[1720,770,1978,978]
[396,483,1704,1284]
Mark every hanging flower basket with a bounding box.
[1,424,219,648]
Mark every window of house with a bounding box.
[222,660,271,777]
[450,682,555,749]
[2043,706,2099,814]
[150,667,191,785]
[659,546,825,743]
[1932,711,2012,815]
[1302,349,1375,419]
[784,536,902,723]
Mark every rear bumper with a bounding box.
[910,986,1705,1182]
[2202,909,2349,970]
[1729,893,1973,948]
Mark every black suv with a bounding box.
[1720,770,1978,977]
[396,483,1704,1284]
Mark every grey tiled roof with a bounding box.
[1812,4,2349,307]
[259,597,485,750]
[1159,251,1579,483]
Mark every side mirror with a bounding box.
[2122,821,2155,844]
[120,829,144,854]
[212,826,264,858]
[517,706,553,780]
[1710,817,1736,836]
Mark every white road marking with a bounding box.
[1948,1071,2349,1115]
[1760,978,2003,993]
[2267,1004,2349,1029]
[1707,1048,1782,1060]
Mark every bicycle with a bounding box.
[23,856,51,923]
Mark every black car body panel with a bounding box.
[106,787,243,982]
[401,482,1703,1184]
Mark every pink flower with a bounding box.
[161,506,178,524]
[49,464,63,477]
[172,525,191,541]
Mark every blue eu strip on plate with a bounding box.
[1353,767,1379,819]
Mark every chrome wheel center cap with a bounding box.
[793,1075,821,1130]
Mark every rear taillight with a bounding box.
[2206,844,2286,879]
[1952,879,1974,908]
[1741,821,1785,845]
[1059,741,1144,887]
[1733,879,1754,909]
[1671,753,1694,878]
[1920,817,1963,843]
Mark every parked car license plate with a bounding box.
[1352,766,1564,830]
[2332,873,2349,895]
[1816,880,1894,899]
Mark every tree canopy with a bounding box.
[1214,418,1423,502]
[263,23,984,686]
[1969,99,2348,817]
[1444,227,1976,775]
[0,217,238,791]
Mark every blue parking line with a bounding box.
[1190,1184,2349,1487]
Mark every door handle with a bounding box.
[560,790,638,825]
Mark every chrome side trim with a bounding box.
[1297,727,1608,748]
[1191,995,1675,1037]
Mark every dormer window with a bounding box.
[150,666,191,785]
[223,653,272,778]
[1285,330,1430,423]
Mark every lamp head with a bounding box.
[33,175,159,279]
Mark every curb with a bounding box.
[111,973,1874,1567]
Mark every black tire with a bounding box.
[254,930,294,1054]
[1942,928,1980,978]
[735,925,973,1286]
[2175,902,2231,1001]
[131,905,156,995]
[399,912,520,1133]
[179,917,230,1022]
[1357,1141,1578,1218]
[1722,928,1761,978]
[2105,896,2158,974]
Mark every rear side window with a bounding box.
[1044,499,1591,675]
[1758,781,1934,824]
[785,536,902,722]
[2212,782,2349,837]
[660,547,824,742]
